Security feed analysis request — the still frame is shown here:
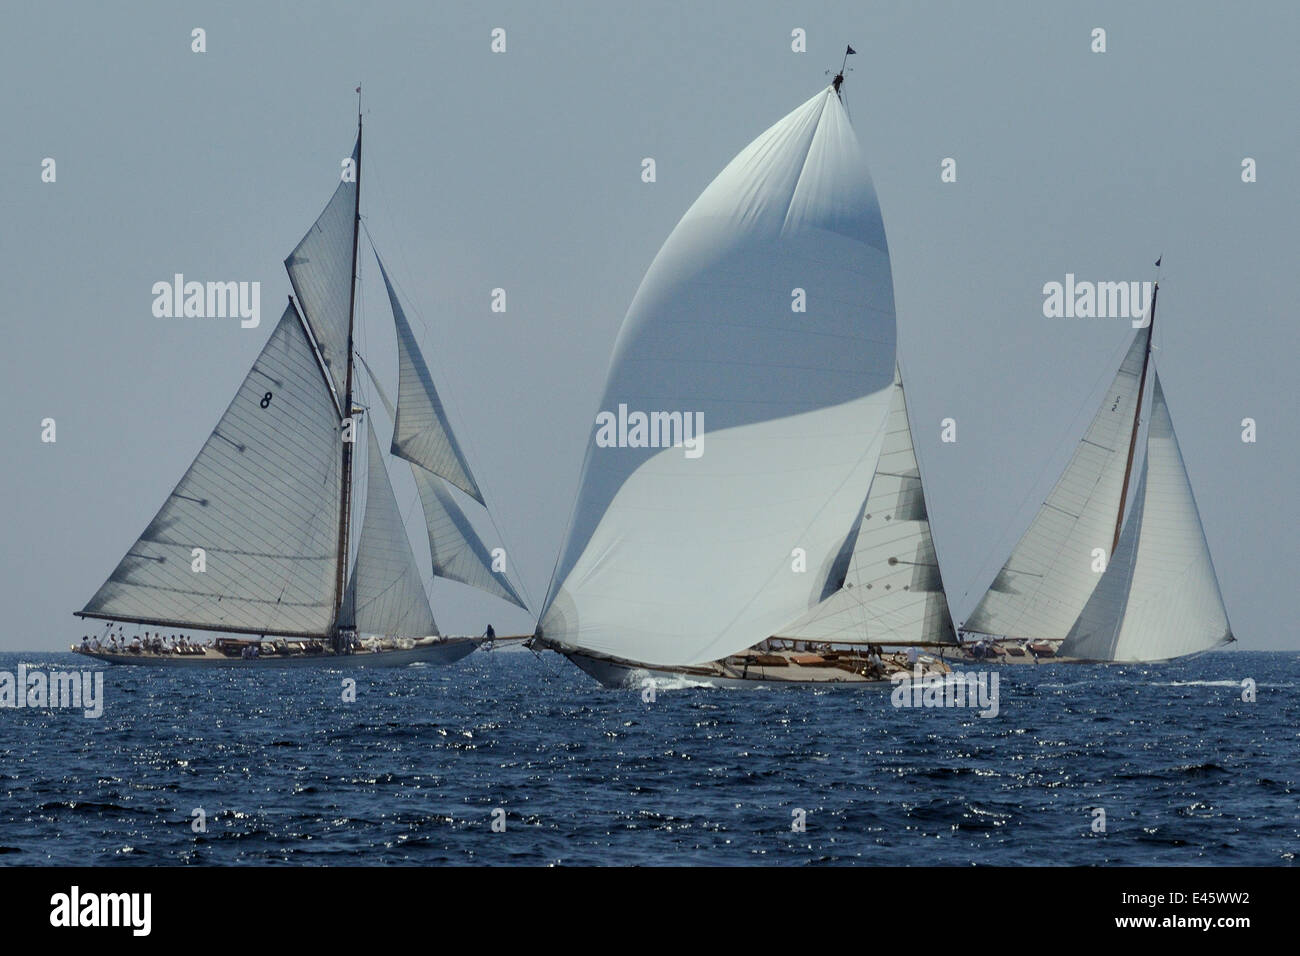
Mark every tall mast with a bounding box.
[1111,278,1157,555]
[333,97,362,635]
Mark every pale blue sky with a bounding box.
[4,1,1296,650]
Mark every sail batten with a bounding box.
[81,305,343,635]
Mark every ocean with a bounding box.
[0,650,1294,866]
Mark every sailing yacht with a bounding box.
[73,107,528,667]
[531,74,954,687]
[957,278,1235,663]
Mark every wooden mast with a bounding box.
[1111,279,1157,555]
[333,95,362,643]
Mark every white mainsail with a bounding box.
[540,86,898,667]
[1060,372,1233,660]
[378,256,484,503]
[82,305,343,636]
[963,327,1151,641]
[285,137,359,404]
[775,367,956,646]
[343,424,439,638]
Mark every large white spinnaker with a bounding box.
[540,86,898,666]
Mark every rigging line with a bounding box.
[358,219,537,614]
[954,329,1138,611]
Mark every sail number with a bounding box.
[260,391,273,409]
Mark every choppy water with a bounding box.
[0,650,1294,865]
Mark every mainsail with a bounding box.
[967,280,1233,662]
[540,85,898,667]
[963,327,1151,641]
[775,366,956,646]
[1060,372,1233,660]
[81,305,343,636]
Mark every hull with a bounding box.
[946,639,1077,666]
[71,637,481,669]
[563,647,950,689]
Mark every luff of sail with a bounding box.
[285,137,360,405]
[80,305,343,636]
[342,423,439,638]
[377,255,484,503]
[963,327,1151,642]
[774,367,956,645]
[408,463,527,609]
[1060,371,1233,660]
[540,86,898,667]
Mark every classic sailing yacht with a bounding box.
[957,277,1235,663]
[531,73,954,687]
[73,106,527,667]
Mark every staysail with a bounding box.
[963,327,1151,642]
[344,424,439,637]
[377,255,484,503]
[775,367,956,645]
[1060,372,1233,660]
[285,137,360,404]
[540,85,898,666]
[81,305,343,636]
[408,464,527,609]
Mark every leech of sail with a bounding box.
[1112,281,1156,556]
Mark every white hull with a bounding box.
[564,650,940,689]
[72,637,481,669]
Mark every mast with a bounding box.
[333,98,362,637]
[1111,278,1157,555]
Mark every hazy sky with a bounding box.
[5,1,1296,651]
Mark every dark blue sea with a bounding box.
[0,650,1294,866]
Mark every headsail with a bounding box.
[775,367,956,645]
[377,255,484,503]
[963,328,1151,641]
[285,136,360,404]
[540,86,898,667]
[408,465,527,609]
[80,305,343,636]
[346,424,439,638]
[1060,372,1233,660]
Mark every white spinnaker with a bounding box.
[349,424,439,638]
[541,87,898,666]
[82,305,342,636]
[776,372,956,646]
[378,255,483,503]
[963,328,1150,641]
[1081,372,1231,660]
[285,136,358,403]
[409,464,527,609]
